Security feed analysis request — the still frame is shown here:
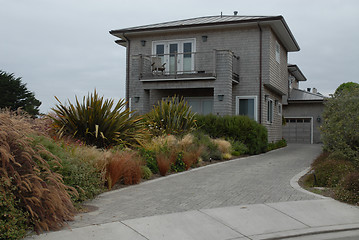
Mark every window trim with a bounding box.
[267,98,274,124]
[278,102,282,116]
[275,41,280,63]
[235,96,258,121]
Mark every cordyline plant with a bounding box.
[146,96,197,136]
[50,90,148,148]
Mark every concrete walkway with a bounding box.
[26,144,359,239]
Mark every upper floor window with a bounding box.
[152,39,196,74]
[275,41,280,63]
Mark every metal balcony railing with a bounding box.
[137,50,239,82]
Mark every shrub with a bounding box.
[267,139,287,151]
[313,159,355,187]
[213,139,231,155]
[335,172,359,205]
[0,179,29,240]
[156,152,174,176]
[30,135,105,203]
[105,151,143,189]
[0,111,77,233]
[146,96,197,136]
[50,90,148,148]
[193,132,222,161]
[230,140,248,156]
[195,115,268,154]
[171,152,186,173]
[139,148,158,174]
[141,166,153,180]
[321,87,359,167]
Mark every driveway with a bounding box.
[71,144,322,228]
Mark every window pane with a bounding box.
[203,100,213,115]
[156,44,164,55]
[239,99,254,120]
[169,44,178,73]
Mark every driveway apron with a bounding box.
[71,144,322,228]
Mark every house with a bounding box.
[283,64,325,144]
[110,14,304,142]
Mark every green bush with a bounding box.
[139,148,159,174]
[146,96,197,136]
[193,131,222,161]
[321,86,359,167]
[314,159,356,187]
[31,135,104,203]
[0,179,29,240]
[335,171,359,205]
[195,115,268,154]
[51,90,147,148]
[171,152,186,173]
[230,140,248,156]
[267,139,287,151]
[140,166,153,180]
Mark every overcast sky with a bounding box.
[1,0,358,113]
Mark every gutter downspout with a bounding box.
[122,33,130,109]
[257,22,263,124]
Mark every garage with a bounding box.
[283,117,313,144]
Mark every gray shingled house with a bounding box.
[110,14,307,142]
[283,64,325,144]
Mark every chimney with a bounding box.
[234,11,238,16]
[313,88,317,94]
[307,88,311,92]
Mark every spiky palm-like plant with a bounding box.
[146,96,197,136]
[51,90,147,148]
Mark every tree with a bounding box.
[334,82,359,96]
[321,84,359,167]
[0,70,41,116]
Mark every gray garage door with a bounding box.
[283,118,312,144]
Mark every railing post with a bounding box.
[175,52,178,78]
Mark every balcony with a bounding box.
[136,50,239,83]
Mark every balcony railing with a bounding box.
[137,50,239,82]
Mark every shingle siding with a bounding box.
[125,23,291,141]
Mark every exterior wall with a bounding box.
[263,88,283,142]
[125,24,290,141]
[283,102,324,143]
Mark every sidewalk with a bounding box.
[27,198,359,240]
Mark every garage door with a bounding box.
[283,118,312,144]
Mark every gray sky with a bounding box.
[1,0,358,113]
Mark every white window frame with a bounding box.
[267,98,274,124]
[235,96,258,121]
[275,41,280,63]
[152,38,196,74]
[278,103,282,116]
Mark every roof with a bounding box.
[110,15,300,52]
[288,88,325,102]
[288,64,307,81]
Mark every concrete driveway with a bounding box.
[27,144,359,239]
[71,144,322,228]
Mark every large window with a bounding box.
[153,39,195,74]
[236,96,257,121]
[185,97,213,115]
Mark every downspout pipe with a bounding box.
[122,33,130,109]
[257,22,263,124]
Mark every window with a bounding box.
[153,39,196,74]
[278,103,282,116]
[275,41,280,63]
[236,96,258,121]
[267,99,273,123]
[185,97,213,115]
